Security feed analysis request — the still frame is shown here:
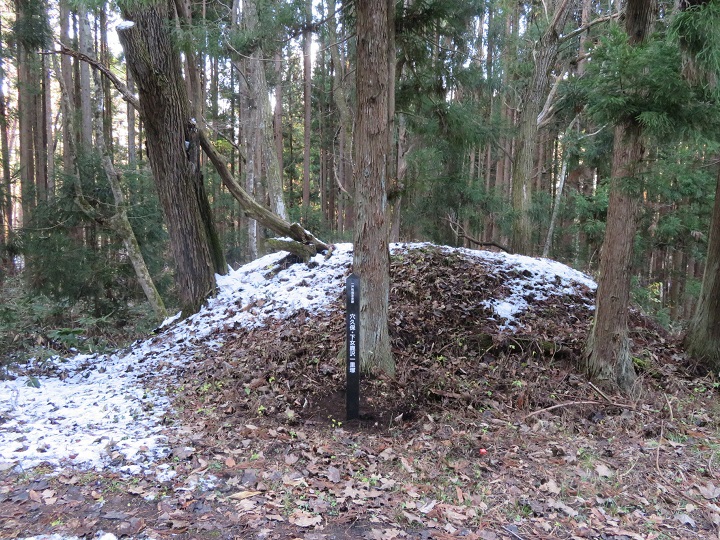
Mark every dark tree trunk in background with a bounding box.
[685,167,720,370]
[118,0,226,316]
[510,0,574,254]
[302,0,312,214]
[354,0,394,375]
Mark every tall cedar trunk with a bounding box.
[354,0,394,375]
[117,0,221,316]
[127,69,137,167]
[274,50,284,192]
[174,0,226,274]
[583,124,643,391]
[582,0,656,392]
[16,0,36,224]
[685,167,720,370]
[0,20,12,240]
[328,0,354,231]
[59,0,75,175]
[239,0,287,221]
[510,0,573,255]
[302,0,312,213]
[78,4,93,147]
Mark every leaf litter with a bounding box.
[1,243,719,539]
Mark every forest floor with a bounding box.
[2,244,720,540]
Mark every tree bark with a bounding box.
[582,0,656,393]
[0,19,12,240]
[354,0,394,375]
[78,4,93,147]
[685,166,720,370]
[237,0,287,222]
[302,0,312,213]
[328,0,354,231]
[117,0,225,316]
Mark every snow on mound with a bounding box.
[452,246,596,328]
[0,242,595,474]
[0,245,353,474]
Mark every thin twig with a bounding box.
[588,381,613,403]
[617,457,640,481]
[501,525,527,540]
[663,393,675,422]
[655,421,664,476]
[523,400,603,419]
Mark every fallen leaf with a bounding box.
[327,466,341,483]
[289,511,322,527]
[117,517,145,536]
[171,519,189,530]
[444,508,468,522]
[400,456,415,474]
[171,446,195,460]
[540,478,561,494]
[402,511,423,525]
[698,482,720,500]
[548,498,578,517]
[228,490,261,500]
[368,529,402,540]
[418,499,437,514]
[285,453,299,465]
[282,472,306,486]
[675,513,696,528]
[234,499,257,512]
[595,463,614,478]
[102,511,128,520]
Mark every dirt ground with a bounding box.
[3,247,720,539]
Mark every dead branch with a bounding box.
[444,215,511,253]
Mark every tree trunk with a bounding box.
[0,20,12,240]
[59,0,76,174]
[328,0,354,231]
[78,4,93,147]
[583,125,642,391]
[302,0,312,213]
[685,166,720,370]
[16,0,37,224]
[91,72,168,321]
[127,69,137,168]
[117,0,224,316]
[238,0,287,221]
[582,0,656,393]
[354,0,394,376]
[274,49,284,192]
[510,0,574,255]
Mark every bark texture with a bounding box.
[583,124,643,391]
[685,167,720,370]
[118,0,225,316]
[582,0,657,393]
[353,0,394,375]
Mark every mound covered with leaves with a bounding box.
[3,244,718,540]
[163,244,717,539]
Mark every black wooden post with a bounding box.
[346,273,360,420]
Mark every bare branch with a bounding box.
[444,214,511,253]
